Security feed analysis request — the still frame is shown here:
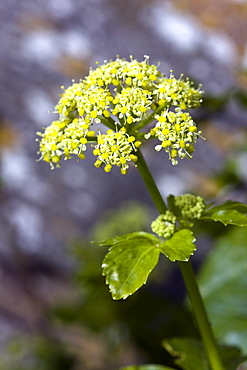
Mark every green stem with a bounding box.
[99,116,120,131]
[179,261,225,370]
[136,149,225,370]
[134,103,168,132]
[136,149,167,214]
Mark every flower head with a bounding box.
[85,55,161,88]
[37,56,203,171]
[112,87,152,123]
[93,128,141,174]
[146,111,202,165]
[175,194,205,220]
[37,117,95,168]
[155,72,203,110]
[151,211,177,238]
[151,193,205,239]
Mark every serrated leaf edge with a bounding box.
[160,230,196,262]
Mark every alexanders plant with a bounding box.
[37,56,247,370]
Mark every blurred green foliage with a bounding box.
[198,227,247,353]
[163,337,247,370]
[0,337,75,370]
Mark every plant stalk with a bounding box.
[134,103,168,131]
[136,149,225,370]
[136,149,167,214]
[178,261,225,370]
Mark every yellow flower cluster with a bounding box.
[112,87,152,123]
[56,84,113,122]
[93,128,142,174]
[85,55,160,88]
[37,56,203,172]
[145,111,203,165]
[155,73,202,110]
[37,117,95,167]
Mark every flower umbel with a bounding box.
[93,128,141,174]
[37,56,203,171]
[151,193,205,238]
[146,111,202,165]
[175,193,205,220]
[37,117,95,168]
[151,211,177,238]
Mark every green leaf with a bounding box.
[162,337,209,370]
[160,230,196,262]
[162,337,247,370]
[96,231,159,247]
[205,200,247,214]
[201,209,247,226]
[198,227,247,354]
[202,201,247,226]
[102,232,160,299]
[120,365,175,370]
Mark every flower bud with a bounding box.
[151,211,177,238]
